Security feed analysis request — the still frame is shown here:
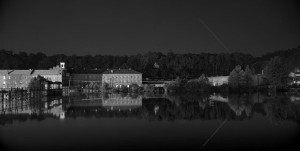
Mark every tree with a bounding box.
[168,76,183,92]
[37,57,55,69]
[263,57,289,89]
[103,82,110,91]
[184,74,210,92]
[243,65,254,88]
[129,83,140,92]
[198,74,209,84]
[2,60,10,69]
[228,65,245,88]
[28,75,48,89]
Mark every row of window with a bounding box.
[75,75,102,78]
[2,81,28,85]
[105,79,141,83]
[104,75,141,80]
[3,76,61,81]
[3,76,33,80]
[103,100,141,104]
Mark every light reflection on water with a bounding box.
[0,91,300,151]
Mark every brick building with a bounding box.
[66,69,104,87]
[0,63,65,89]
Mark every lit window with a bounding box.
[3,76,5,80]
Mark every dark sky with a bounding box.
[0,0,299,56]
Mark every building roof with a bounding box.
[0,70,32,75]
[102,69,142,74]
[0,70,9,75]
[10,70,32,75]
[33,70,62,75]
[68,69,105,74]
[0,69,62,75]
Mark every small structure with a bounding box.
[208,76,229,86]
[289,69,300,85]
[102,68,142,88]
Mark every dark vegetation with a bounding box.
[1,46,299,79]
[28,75,48,89]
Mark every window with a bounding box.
[3,76,5,80]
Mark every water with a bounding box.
[0,92,300,151]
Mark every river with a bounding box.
[0,92,299,151]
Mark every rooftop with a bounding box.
[0,69,62,75]
[33,70,62,75]
[102,69,142,74]
[0,64,64,75]
[68,69,105,74]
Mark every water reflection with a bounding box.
[0,91,65,123]
[102,93,142,111]
[1,91,300,125]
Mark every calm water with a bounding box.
[0,92,300,151]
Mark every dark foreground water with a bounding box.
[1,92,300,151]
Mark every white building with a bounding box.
[102,69,142,88]
[208,76,229,86]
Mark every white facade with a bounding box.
[102,73,142,88]
[208,76,229,86]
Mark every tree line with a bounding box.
[0,46,299,79]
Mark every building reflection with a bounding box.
[0,91,65,120]
[102,93,142,111]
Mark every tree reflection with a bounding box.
[263,95,300,124]
[227,94,253,117]
[1,92,300,125]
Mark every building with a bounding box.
[289,68,300,85]
[0,63,65,89]
[66,69,104,87]
[0,70,33,88]
[208,76,229,86]
[102,69,142,88]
